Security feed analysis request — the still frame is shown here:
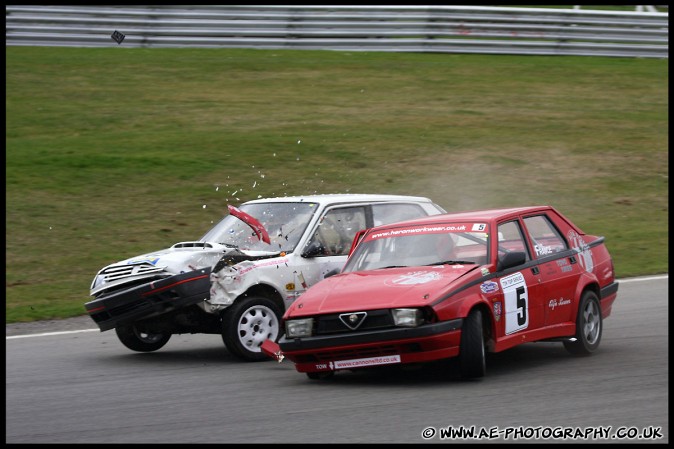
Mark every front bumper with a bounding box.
[279,318,463,373]
[85,268,211,331]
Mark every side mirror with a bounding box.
[497,251,526,271]
[301,241,324,258]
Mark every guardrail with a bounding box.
[5,5,669,58]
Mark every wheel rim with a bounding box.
[237,305,279,353]
[133,328,165,344]
[582,300,601,345]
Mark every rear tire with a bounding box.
[115,325,171,352]
[459,309,486,379]
[564,291,602,355]
[222,296,282,361]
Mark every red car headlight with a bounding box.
[285,318,314,338]
[392,308,425,327]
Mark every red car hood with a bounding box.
[289,265,479,316]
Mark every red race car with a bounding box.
[263,206,619,380]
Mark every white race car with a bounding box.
[85,194,445,361]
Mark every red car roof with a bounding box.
[373,205,563,229]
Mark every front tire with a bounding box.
[564,291,602,355]
[222,296,282,362]
[115,325,171,352]
[459,309,486,379]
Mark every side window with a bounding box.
[307,206,366,256]
[523,215,568,257]
[497,220,530,261]
[372,203,427,226]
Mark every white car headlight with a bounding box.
[392,308,424,327]
[285,318,314,338]
[91,274,105,291]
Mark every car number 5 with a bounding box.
[500,272,529,335]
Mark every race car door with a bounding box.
[493,219,545,340]
[522,213,582,328]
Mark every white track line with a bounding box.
[6,329,99,340]
[617,274,668,283]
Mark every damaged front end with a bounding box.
[261,339,285,363]
[85,267,213,332]
[86,247,287,332]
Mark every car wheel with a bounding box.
[564,291,602,356]
[222,296,282,362]
[459,309,486,379]
[115,325,171,352]
[306,371,335,380]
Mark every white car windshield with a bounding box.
[200,202,319,252]
[343,225,490,272]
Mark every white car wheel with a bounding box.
[222,296,282,361]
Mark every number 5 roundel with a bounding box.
[500,271,529,335]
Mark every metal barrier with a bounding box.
[5,5,668,58]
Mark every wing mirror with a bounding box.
[301,241,324,258]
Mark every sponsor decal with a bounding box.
[126,257,159,265]
[472,223,487,232]
[493,301,502,322]
[545,259,573,275]
[387,271,441,286]
[480,281,499,294]
[534,243,552,256]
[237,257,289,275]
[556,258,573,273]
[481,267,490,276]
[500,271,525,290]
[567,230,594,273]
[333,355,401,369]
[367,224,468,241]
[548,297,571,310]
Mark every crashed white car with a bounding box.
[85,194,445,361]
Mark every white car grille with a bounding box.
[99,263,166,282]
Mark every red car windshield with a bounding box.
[343,223,490,272]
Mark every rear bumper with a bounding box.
[279,319,463,373]
[84,268,211,331]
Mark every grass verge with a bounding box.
[6,47,668,322]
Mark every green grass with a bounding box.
[5,47,668,323]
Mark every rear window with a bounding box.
[523,215,568,257]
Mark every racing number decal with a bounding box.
[500,272,529,335]
[515,286,527,326]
